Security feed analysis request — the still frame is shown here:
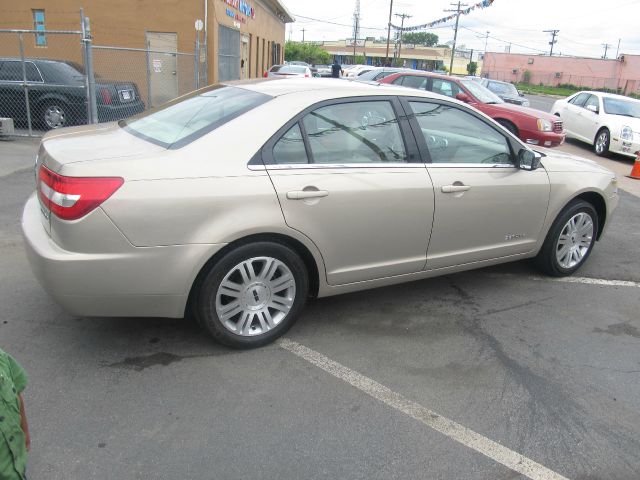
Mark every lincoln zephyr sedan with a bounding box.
[22,79,618,348]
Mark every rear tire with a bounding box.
[535,200,598,277]
[194,242,308,349]
[39,101,69,130]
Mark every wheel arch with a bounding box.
[185,232,322,317]
[574,191,607,240]
[494,117,519,135]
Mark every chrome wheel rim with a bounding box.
[44,105,66,129]
[215,256,296,336]
[595,131,608,154]
[556,212,594,269]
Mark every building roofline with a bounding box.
[258,0,295,23]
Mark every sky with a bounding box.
[282,0,640,59]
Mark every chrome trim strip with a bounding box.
[252,162,427,171]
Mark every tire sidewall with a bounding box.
[196,242,309,348]
[541,200,598,276]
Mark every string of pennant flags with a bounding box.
[390,0,495,32]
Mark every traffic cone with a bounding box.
[629,151,640,180]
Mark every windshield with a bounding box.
[602,97,640,119]
[121,85,271,148]
[460,79,504,104]
[491,81,519,96]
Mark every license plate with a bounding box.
[121,90,131,100]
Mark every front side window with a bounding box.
[409,101,512,165]
[399,75,427,89]
[302,101,407,164]
[122,85,271,148]
[33,10,46,46]
[583,94,599,112]
[0,61,22,81]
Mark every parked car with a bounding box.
[355,67,415,82]
[380,71,564,147]
[314,65,333,78]
[265,64,314,78]
[286,60,318,76]
[0,57,145,129]
[551,91,640,157]
[480,78,530,107]
[344,65,377,78]
[22,79,617,349]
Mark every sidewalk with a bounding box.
[0,137,39,177]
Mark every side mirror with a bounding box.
[455,93,471,103]
[518,148,541,171]
[518,90,525,97]
[586,104,599,114]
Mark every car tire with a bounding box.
[593,128,610,157]
[194,242,309,349]
[496,119,518,137]
[535,199,598,277]
[39,101,69,130]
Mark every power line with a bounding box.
[460,26,547,54]
[394,13,412,66]
[444,2,468,74]
[601,43,612,59]
[543,29,559,56]
[292,13,387,31]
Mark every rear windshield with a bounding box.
[278,65,307,74]
[121,85,271,148]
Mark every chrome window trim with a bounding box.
[425,163,517,169]
[250,162,425,171]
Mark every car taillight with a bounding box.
[305,73,310,78]
[263,71,268,78]
[38,165,123,221]
[100,87,112,105]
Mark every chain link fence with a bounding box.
[483,70,635,94]
[0,24,199,137]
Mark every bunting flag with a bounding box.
[390,0,495,32]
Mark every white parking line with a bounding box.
[279,338,569,480]
[543,276,640,288]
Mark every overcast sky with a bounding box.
[282,0,640,59]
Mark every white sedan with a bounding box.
[552,91,640,157]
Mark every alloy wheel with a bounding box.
[215,256,296,336]
[594,131,608,154]
[555,212,594,269]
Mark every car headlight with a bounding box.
[537,118,553,132]
[522,100,530,107]
[621,125,633,141]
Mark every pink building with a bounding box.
[482,52,640,95]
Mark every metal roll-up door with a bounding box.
[218,25,240,82]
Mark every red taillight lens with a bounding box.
[305,73,310,78]
[100,87,112,105]
[38,165,123,221]
[263,71,268,78]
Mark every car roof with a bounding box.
[229,77,458,102]
[387,71,463,82]
[578,90,640,102]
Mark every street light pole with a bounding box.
[384,0,394,66]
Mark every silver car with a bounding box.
[22,79,619,348]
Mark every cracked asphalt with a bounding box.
[1,136,639,479]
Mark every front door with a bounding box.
[573,94,601,142]
[146,32,178,108]
[406,99,550,270]
[264,98,434,285]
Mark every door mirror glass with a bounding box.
[518,149,541,170]
[518,90,524,97]
[586,104,599,114]
[455,93,470,103]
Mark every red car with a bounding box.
[379,72,565,147]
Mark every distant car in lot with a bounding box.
[344,65,376,78]
[266,64,314,78]
[355,67,414,82]
[286,61,318,76]
[22,79,617,349]
[0,57,145,129]
[380,71,564,147]
[480,78,529,107]
[314,65,333,77]
[552,91,640,157]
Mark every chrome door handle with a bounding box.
[441,185,471,193]
[286,190,329,200]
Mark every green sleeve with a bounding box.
[8,354,27,394]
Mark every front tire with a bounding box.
[194,242,309,349]
[535,200,598,276]
[593,128,610,157]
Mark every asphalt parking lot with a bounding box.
[1,107,640,479]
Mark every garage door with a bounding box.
[218,25,240,82]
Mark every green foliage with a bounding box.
[354,54,366,64]
[523,70,531,84]
[466,61,478,75]
[284,41,331,65]
[401,32,439,47]
[436,44,450,49]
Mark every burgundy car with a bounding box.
[380,72,565,147]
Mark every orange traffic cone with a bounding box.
[629,151,640,180]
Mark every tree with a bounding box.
[401,32,439,47]
[284,41,331,65]
[466,61,478,76]
[354,54,366,65]
[436,44,450,49]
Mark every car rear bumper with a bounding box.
[97,101,145,122]
[21,193,224,318]
[522,130,565,148]
[610,137,640,158]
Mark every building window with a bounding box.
[33,10,46,46]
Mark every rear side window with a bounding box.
[0,61,41,82]
[570,93,589,106]
[273,123,308,164]
[121,85,271,149]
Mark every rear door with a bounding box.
[405,99,550,269]
[263,97,435,285]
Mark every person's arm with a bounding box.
[19,394,30,451]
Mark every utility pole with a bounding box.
[352,0,361,61]
[394,13,411,67]
[484,30,489,54]
[544,29,559,56]
[384,0,394,66]
[615,38,621,59]
[445,1,468,75]
[601,43,611,59]
[301,28,305,43]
